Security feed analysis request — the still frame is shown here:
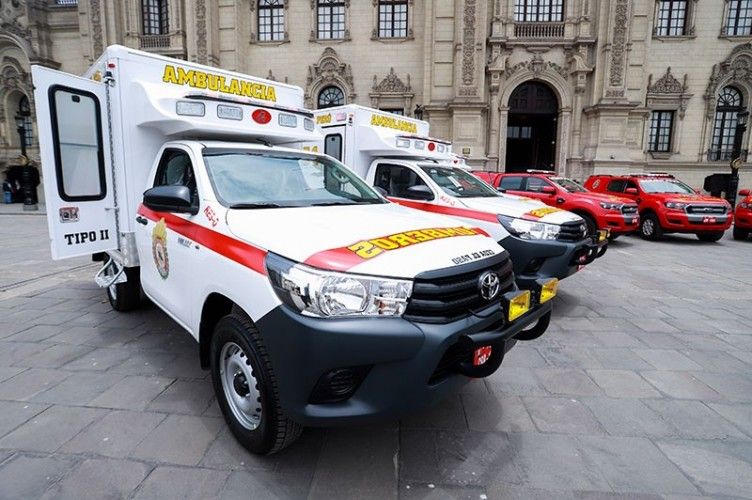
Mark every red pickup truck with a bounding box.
[473,170,639,238]
[585,173,732,242]
[734,188,752,241]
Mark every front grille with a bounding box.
[404,253,515,324]
[621,205,638,215]
[687,204,726,215]
[557,221,588,242]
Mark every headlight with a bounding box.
[741,202,750,209]
[266,253,412,318]
[498,215,561,240]
[599,201,622,211]
[664,201,688,210]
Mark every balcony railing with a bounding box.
[54,0,79,5]
[514,22,565,39]
[139,35,171,50]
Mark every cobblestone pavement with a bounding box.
[1,213,752,499]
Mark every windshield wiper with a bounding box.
[309,201,360,207]
[229,202,287,209]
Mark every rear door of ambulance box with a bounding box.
[32,66,118,259]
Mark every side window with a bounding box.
[373,164,432,200]
[625,180,638,191]
[324,133,343,161]
[524,177,550,193]
[154,150,198,206]
[49,86,107,202]
[606,179,627,193]
[499,175,524,190]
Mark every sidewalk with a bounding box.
[0,203,46,215]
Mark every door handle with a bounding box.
[136,216,148,225]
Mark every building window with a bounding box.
[710,86,744,160]
[55,0,78,5]
[18,96,33,148]
[258,0,284,41]
[317,0,346,39]
[725,0,752,36]
[317,86,345,109]
[514,0,564,22]
[379,108,404,116]
[142,0,168,35]
[648,111,674,152]
[655,0,687,36]
[378,0,408,38]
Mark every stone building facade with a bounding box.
[2,0,751,191]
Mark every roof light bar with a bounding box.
[217,104,242,120]
[176,101,205,117]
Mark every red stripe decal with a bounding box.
[137,204,268,275]
[389,198,500,223]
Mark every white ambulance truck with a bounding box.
[314,105,607,294]
[31,46,555,454]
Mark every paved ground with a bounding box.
[1,212,752,500]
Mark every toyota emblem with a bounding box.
[478,271,501,301]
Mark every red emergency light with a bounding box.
[251,109,272,124]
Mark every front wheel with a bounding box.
[733,227,750,241]
[697,231,725,243]
[579,213,598,237]
[104,264,142,312]
[640,213,663,241]
[210,312,302,455]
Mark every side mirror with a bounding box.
[625,187,638,195]
[143,185,198,215]
[541,185,556,195]
[497,187,507,193]
[740,189,751,197]
[404,185,434,201]
[374,186,388,197]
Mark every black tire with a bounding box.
[733,227,750,241]
[639,213,663,241]
[607,234,620,242]
[210,311,302,455]
[578,213,598,237]
[515,311,551,341]
[697,231,724,243]
[106,265,142,312]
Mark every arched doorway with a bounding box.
[505,81,558,172]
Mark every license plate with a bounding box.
[473,346,493,366]
[702,217,717,224]
[627,218,636,225]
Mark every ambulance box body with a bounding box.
[31,47,552,455]
[314,104,607,290]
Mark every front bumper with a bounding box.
[501,234,607,289]
[256,300,551,426]
[602,212,639,234]
[659,211,733,233]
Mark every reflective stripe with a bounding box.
[137,204,269,275]
[389,198,500,223]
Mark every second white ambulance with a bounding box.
[31,46,555,454]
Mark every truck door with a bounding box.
[31,66,118,260]
[135,146,200,328]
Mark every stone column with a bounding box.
[497,105,509,172]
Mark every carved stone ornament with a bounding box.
[461,0,476,86]
[648,67,686,94]
[196,0,208,65]
[305,47,355,107]
[705,43,752,118]
[0,0,30,40]
[647,67,692,118]
[90,0,103,56]
[372,68,411,94]
[504,55,569,80]
[608,0,629,96]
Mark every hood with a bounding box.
[225,203,504,279]
[648,193,728,204]
[454,196,583,225]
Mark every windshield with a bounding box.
[420,165,499,198]
[638,178,695,194]
[203,150,384,208]
[553,177,587,193]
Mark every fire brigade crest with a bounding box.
[152,218,169,279]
